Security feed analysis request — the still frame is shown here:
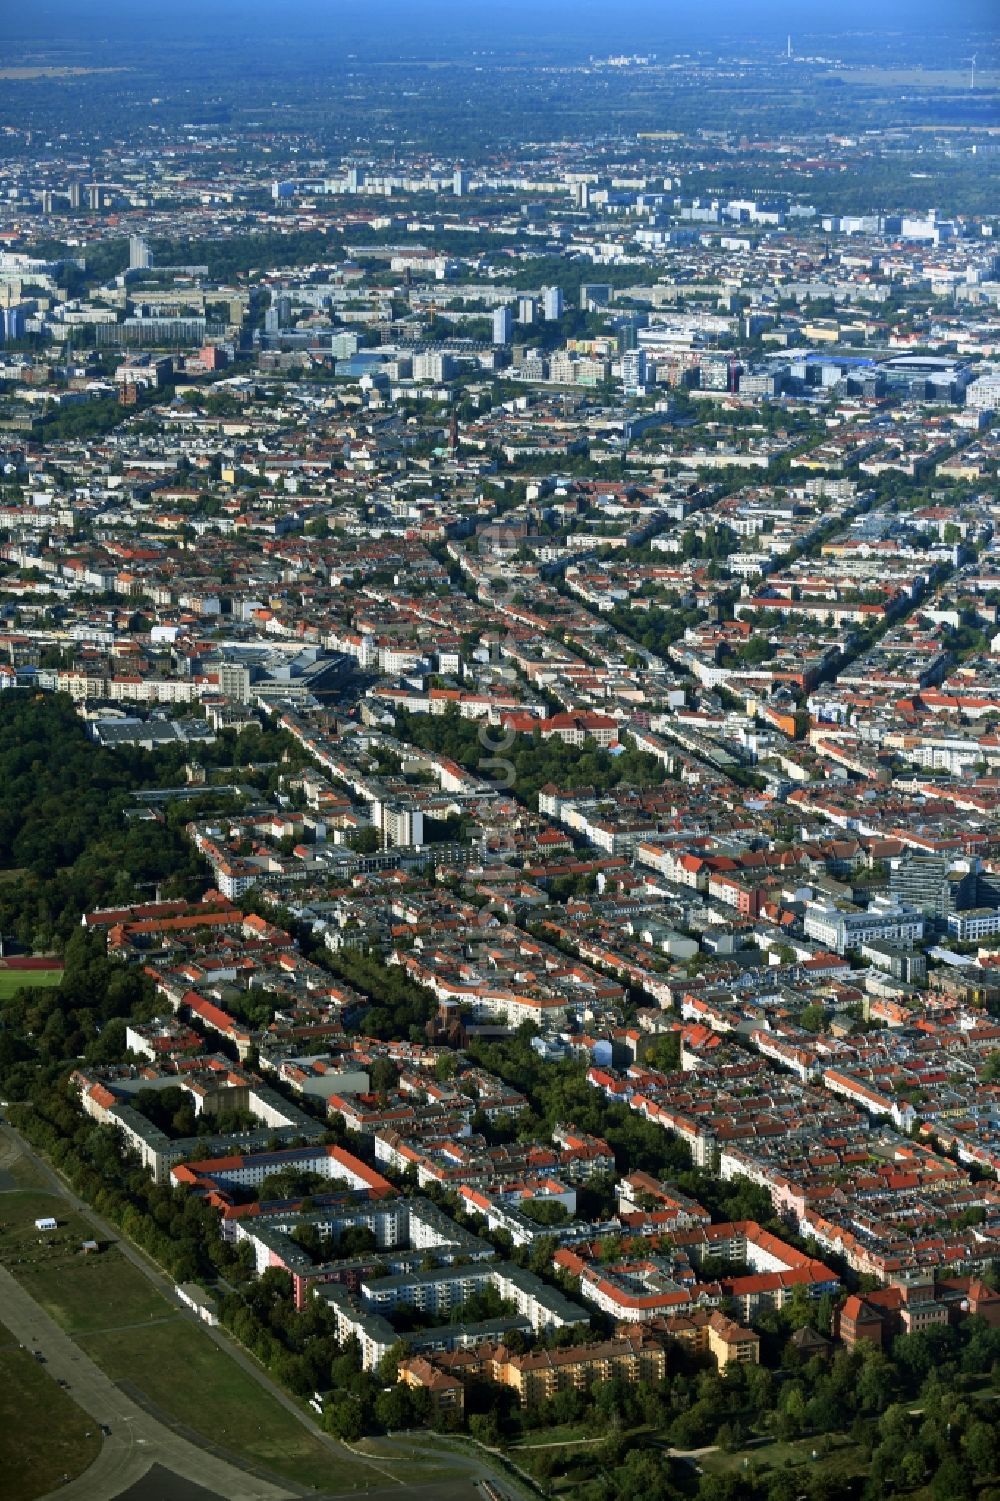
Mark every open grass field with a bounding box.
[0,1186,162,1332]
[0,1149,51,1192]
[0,1188,91,1260]
[0,967,64,999]
[0,1322,101,1501]
[17,1246,171,1333]
[82,1318,367,1489]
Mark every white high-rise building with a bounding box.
[382,804,424,849]
[966,372,1000,412]
[217,662,251,703]
[542,286,564,321]
[492,307,513,344]
[129,236,151,271]
[412,351,456,383]
[622,349,648,393]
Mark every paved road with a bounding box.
[0,1123,521,1501]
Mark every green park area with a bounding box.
[697,1433,869,1489]
[512,1396,1000,1501]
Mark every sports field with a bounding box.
[0,966,64,999]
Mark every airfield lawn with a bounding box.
[0,1320,101,1501]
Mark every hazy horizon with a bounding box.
[10,0,998,57]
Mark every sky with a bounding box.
[12,0,999,52]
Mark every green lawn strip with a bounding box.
[365,1460,450,1485]
[510,1423,606,1449]
[357,1436,460,1480]
[80,1318,368,1490]
[0,1328,102,1501]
